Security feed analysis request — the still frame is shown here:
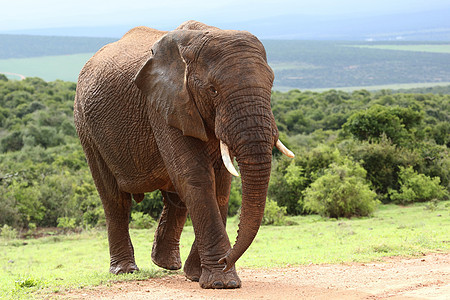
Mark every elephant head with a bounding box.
[134,23,294,272]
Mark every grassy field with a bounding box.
[1,201,449,299]
[0,53,92,82]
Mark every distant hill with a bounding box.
[263,40,450,89]
[1,35,450,90]
[0,35,115,59]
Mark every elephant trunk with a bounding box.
[216,90,275,271]
[219,154,272,271]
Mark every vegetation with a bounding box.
[1,201,448,298]
[389,166,448,204]
[0,34,448,297]
[303,157,379,218]
[0,77,449,231]
[269,88,449,214]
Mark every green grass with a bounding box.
[240,202,449,267]
[0,53,93,82]
[351,44,450,54]
[1,201,449,298]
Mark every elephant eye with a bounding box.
[209,86,218,96]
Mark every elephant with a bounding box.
[74,20,294,289]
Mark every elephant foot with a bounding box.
[151,244,182,270]
[109,261,139,275]
[199,265,241,289]
[184,253,202,282]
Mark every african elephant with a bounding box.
[74,20,294,289]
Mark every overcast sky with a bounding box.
[1,0,449,32]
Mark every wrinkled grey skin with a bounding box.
[74,21,279,289]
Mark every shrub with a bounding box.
[57,217,77,231]
[344,136,419,201]
[269,145,340,215]
[389,166,449,204]
[303,158,379,218]
[413,142,450,189]
[9,180,45,227]
[0,186,21,227]
[15,276,43,290]
[262,199,288,226]
[132,191,164,220]
[130,211,155,229]
[1,224,18,239]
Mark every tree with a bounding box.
[343,105,422,146]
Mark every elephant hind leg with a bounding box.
[83,144,138,274]
[151,191,188,270]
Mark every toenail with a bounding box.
[213,281,224,288]
[227,280,238,288]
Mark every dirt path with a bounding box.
[62,253,449,299]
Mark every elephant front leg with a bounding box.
[184,239,201,281]
[150,122,240,288]
[184,165,232,283]
[151,191,187,270]
[180,170,240,289]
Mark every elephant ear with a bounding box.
[134,32,208,142]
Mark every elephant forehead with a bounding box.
[200,32,266,59]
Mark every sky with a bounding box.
[1,0,449,34]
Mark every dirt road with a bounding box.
[63,253,449,299]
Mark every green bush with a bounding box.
[132,191,164,220]
[344,136,419,201]
[1,224,18,239]
[0,185,20,227]
[413,142,450,189]
[303,158,379,218]
[130,211,155,229]
[389,166,449,204]
[14,276,43,290]
[262,199,288,226]
[57,217,77,230]
[268,157,305,215]
[269,145,340,215]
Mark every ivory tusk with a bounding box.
[276,139,295,158]
[220,140,240,177]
